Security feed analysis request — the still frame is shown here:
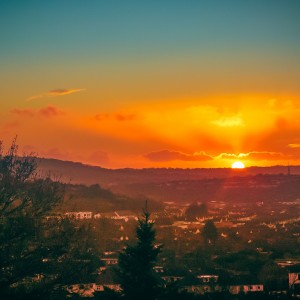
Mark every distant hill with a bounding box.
[37,157,299,185]
[37,157,300,203]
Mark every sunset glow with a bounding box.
[231,162,245,169]
[1,1,300,169]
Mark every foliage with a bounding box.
[214,249,267,276]
[0,138,64,217]
[185,202,208,221]
[201,220,218,244]
[117,207,162,300]
[0,139,100,299]
[94,288,122,300]
[258,261,288,291]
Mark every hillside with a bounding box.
[37,157,298,186]
[61,183,162,213]
[37,158,300,203]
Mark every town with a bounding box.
[45,176,300,299]
[1,149,300,299]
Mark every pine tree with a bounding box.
[118,206,161,300]
[201,220,218,244]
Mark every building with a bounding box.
[65,211,92,219]
[228,284,264,294]
[288,264,300,294]
[180,274,222,295]
[66,270,121,297]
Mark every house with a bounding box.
[180,274,222,295]
[162,276,184,284]
[100,211,137,221]
[276,259,300,268]
[180,284,222,295]
[94,269,121,293]
[66,283,95,297]
[94,213,102,219]
[66,269,121,297]
[93,283,121,293]
[288,264,300,294]
[100,257,118,266]
[197,275,219,284]
[180,274,264,296]
[228,284,264,294]
[154,266,165,274]
[65,211,93,219]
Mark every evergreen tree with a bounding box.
[201,220,218,244]
[118,206,161,300]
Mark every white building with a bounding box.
[288,264,300,294]
[65,211,93,219]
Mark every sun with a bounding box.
[231,161,245,169]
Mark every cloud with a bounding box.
[211,115,245,127]
[144,150,213,162]
[244,152,285,161]
[94,113,110,121]
[39,106,64,117]
[11,108,35,117]
[27,88,85,101]
[115,114,136,121]
[248,124,300,154]
[268,98,294,112]
[11,106,64,118]
[218,151,285,161]
[288,143,300,148]
[94,113,137,122]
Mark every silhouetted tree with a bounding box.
[0,138,100,299]
[118,206,162,300]
[201,220,218,244]
[185,202,208,221]
[258,261,288,291]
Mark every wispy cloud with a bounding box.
[39,106,65,117]
[211,115,245,127]
[11,106,64,118]
[218,151,285,161]
[144,150,213,162]
[11,108,35,117]
[115,113,136,121]
[94,113,137,122]
[288,143,300,148]
[27,88,85,101]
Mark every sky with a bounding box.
[1,0,300,168]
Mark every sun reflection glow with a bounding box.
[231,161,245,169]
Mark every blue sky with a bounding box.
[1,0,300,62]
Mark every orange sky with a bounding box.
[2,93,300,168]
[1,1,300,168]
